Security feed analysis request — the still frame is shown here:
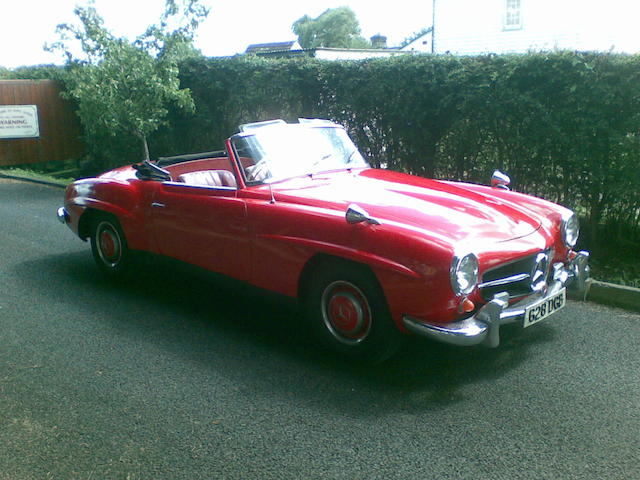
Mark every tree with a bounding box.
[292,7,371,49]
[47,0,209,163]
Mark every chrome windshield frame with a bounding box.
[230,121,368,186]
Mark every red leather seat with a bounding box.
[177,170,237,188]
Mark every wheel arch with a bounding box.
[299,252,403,362]
[78,208,121,240]
[297,253,384,301]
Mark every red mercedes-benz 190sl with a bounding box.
[58,119,589,362]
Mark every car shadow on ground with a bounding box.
[15,249,558,417]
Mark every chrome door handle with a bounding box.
[151,202,166,208]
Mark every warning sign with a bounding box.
[0,105,39,139]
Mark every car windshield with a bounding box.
[232,123,368,184]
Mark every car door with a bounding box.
[148,175,250,282]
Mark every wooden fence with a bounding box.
[0,80,84,167]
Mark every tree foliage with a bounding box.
[1,64,64,80]
[46,0,209,164]
[292,7,370,49]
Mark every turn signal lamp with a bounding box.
[458,298,475,314]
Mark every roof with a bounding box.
[251,47,411,61]
[400,27,434,50]
[245,41,300,54]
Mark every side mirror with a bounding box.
[491,170,511,190]
[346,204,380,225]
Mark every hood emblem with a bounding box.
[531,252,550,292]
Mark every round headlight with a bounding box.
[450,253,479,296]
[562,211,579,248]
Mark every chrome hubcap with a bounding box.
[321,281,371,345]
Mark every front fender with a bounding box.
[65,178,152,250]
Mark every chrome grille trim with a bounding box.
[478,273,531,289]
[479,250,552,300]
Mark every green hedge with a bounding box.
[148,53,640,240]
[18,54,635,240]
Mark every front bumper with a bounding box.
[403,251,590,348]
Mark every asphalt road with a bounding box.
[1,179,639,480]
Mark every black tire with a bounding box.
[304,262,402,363]
[90,215,129,277]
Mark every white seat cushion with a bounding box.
[177,170,236,188]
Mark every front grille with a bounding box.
[479,250,551,300]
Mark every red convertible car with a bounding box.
[58,119,589,362]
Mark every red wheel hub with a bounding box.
[322,281,371,344]
[328,293,363,335]
[100,230,118,260]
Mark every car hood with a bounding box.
[272,168,543,246]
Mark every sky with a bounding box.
[0,0,434,69]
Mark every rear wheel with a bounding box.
[304,262,401,363]
[90,215,129,276]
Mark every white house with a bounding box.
[246,36,411,60]
[431,0,639,55]
[400,28,433,53]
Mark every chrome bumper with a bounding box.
[403,251,590,348]
[57,207,69,224]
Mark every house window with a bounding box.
[504,0,522,30]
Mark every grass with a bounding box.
[0,168,75,187]
[587,247,640,288]
[579,220,640,288]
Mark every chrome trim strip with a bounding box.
[478,273,530,288]
[403,251,590,348]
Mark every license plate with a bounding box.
[523,289,566,328]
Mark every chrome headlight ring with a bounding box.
[561,211,579,248]
[450,252,479,296]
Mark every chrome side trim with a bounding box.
[403,251,590,348]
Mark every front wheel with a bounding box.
[304,263,402,363]
[90,215,129,276]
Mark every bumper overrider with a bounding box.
[57,207,70,224]
[403,251,590,348]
